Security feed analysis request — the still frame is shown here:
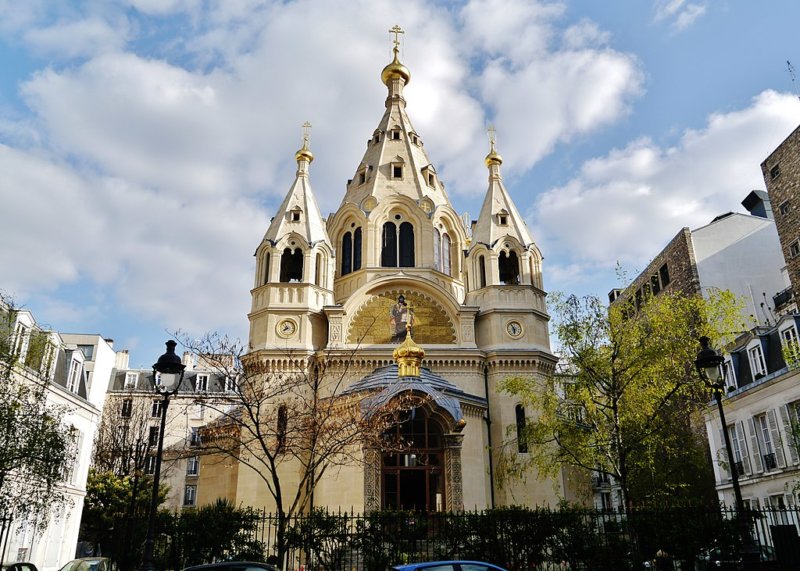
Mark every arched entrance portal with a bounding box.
[382,408,445,511]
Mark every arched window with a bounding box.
[442,233,451,276]
[263,253,271,285]
[478,255,486,288]
[382,221,415,267]
[353,227,362,271]
[342,232,353,275]
[433,229,441,271]
[381,222,397,267]
[498,251,520,285]
[433,230,452,276]
[399,222,415,267]
[279,248,304,282]
[515,404,528,453]
[315,252,323,286]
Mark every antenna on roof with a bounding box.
[787,60,800,101]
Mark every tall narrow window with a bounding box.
[277,405,288,453]
[341,232,353,275]
[263,253,271,284]
[399,222,415,267]
[433,229,441,271]
[353,228,362,271]
[478,256,486,288]
[515,404,528,453]
[279,248,304,282]
[315,253,323,286]
[381,222,398,267]
[498,251,520,285]
[442,233,451,276]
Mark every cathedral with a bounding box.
[244,32,568,512]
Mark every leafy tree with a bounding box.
[178,333,424,565]
[499,290,743,505]
[0,296,76,545]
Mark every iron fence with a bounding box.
[125,504,800,570]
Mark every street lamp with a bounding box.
[694,336,758,567]
[141,340,185,571]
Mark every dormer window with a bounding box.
[390,156,405,180]
[497,211,509,226]
[410,132,420,145]
[195,374,208,392]
[422,165,436,188]
[747,342,767,379]
[372,130,382,144]
[125,372,138,389]
[290,209,301,222]
[359,171,366,185]
[66,358,82,393]
[391,130,401,141]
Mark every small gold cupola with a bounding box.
[393,324,425,378]
[484,125,503,167]
[381,25,411,87]
[295,121,314,165]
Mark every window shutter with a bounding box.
[737,421,752,475]
[768,409,787,468]
[748,417,764,473]
[779,405,800,465]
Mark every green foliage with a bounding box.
[500,289,744,504]
[782,340,800,370]
[172,499,266,565]
[285,508,351,570]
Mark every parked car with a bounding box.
[57,558,115,571]
[182,562,277,571]
[392,562,507,571]
[2,563,39,571]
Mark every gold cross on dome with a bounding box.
[487,124,498,151]
[302,121,312,142]
[389,25,404,51]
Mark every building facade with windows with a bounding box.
[0,308,115,570]
[762,124,800,315]
[704,315,800,509]
[101,351,235,511]
[231,37,574,515]
[609,191,788,329]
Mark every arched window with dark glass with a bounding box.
[399,222,415,267]
[263,253,271,285]
[433,229,441,272]
[442,233,451,276]
[279,248,304,282]
[353,227,362,271]
[478,255,486,288]
[498,251,520,285]
[315,252,323,286]
[381,222,398,267]
[515,404,528,453]
[341,232,353,275]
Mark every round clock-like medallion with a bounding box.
[506,320,524,338]
[276,319,298,338]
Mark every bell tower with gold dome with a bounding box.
[245,27,568,515]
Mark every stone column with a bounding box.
[444,433,464,512]
[363,447,381,512]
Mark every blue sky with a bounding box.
[2,0,800,367]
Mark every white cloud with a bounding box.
[23,17,128,58]
[532,90,800,292]
[654,0,707,32]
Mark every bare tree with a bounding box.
[179,333,425,564]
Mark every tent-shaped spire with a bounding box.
[339,26,454,211]
[263,123,331,246]
[472,128,534,248]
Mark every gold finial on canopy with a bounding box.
[393,300,425,377]
[295,121,314,163]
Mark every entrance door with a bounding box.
[382,408,445,511]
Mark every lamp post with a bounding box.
[694,336,759,567]
[141,340,185,571]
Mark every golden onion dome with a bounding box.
[295,143,314,163]
[381,48,411,86]
[485,148,503,167]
